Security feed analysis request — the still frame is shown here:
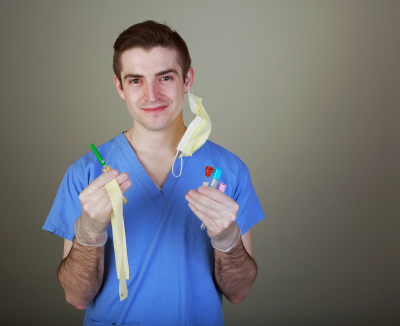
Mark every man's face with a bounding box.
[115,46,192,132]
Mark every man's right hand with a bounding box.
[75,169,131,246]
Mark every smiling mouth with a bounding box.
[142,106,168,114]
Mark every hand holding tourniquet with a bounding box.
[73,169,131,246]
[185,186,241,252]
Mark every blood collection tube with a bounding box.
[217,182,226,192]
[200,168,224,230]
[209,168,222,189]
[203,166,214,186]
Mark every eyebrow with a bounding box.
[123,69,179,81]
[155,69,179,77]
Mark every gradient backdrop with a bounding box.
[1,1,399,325]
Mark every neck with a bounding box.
[125,115,186,158]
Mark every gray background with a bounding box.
[1,1,399,325]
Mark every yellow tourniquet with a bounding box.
[105,178,129,301]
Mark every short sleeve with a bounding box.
[42,165,87,241]
[233,163,265,235]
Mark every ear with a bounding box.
[184,67,194,94]
[114,75,126,100]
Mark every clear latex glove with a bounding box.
[72,169,130,247]
[185,185,240,251]
[73,216,108,247]
[211,222,241,252]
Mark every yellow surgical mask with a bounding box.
[172,89,212,177]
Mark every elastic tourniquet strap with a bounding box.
[104,178,129,301]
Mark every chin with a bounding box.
[143,114,182,132]
[143,121,172,132]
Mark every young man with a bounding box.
[43,21,265,325]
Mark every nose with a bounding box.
[143,80,160,102]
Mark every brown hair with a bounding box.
[113,20,191,86]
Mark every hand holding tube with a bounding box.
[74,169,131,246]
[185,186,241,252]
[200,182,226,230]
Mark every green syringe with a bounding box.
[90,143,128,204]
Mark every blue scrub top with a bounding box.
[43,133,265,326]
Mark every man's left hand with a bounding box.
[185,186,239,243]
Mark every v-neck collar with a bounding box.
[115,132,190,212]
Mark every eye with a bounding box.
[161,76,173,81]
[129,79,141,84]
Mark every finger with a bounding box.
[187,189,228,214]
[88,174,131,202]
[83,169,119,195]
[198,186,237,208]
[115,172,129,183]
[84,185,111,202]
[100,171,129,189]
[188,202,216,229]
[119,179,132,194]
[186,193,221,221]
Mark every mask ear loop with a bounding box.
[171,150,183,177]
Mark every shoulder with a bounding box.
[202,140,244,163]
[201,140,248,174]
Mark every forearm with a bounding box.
[57,237,105,310]
[214,237,258,304]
